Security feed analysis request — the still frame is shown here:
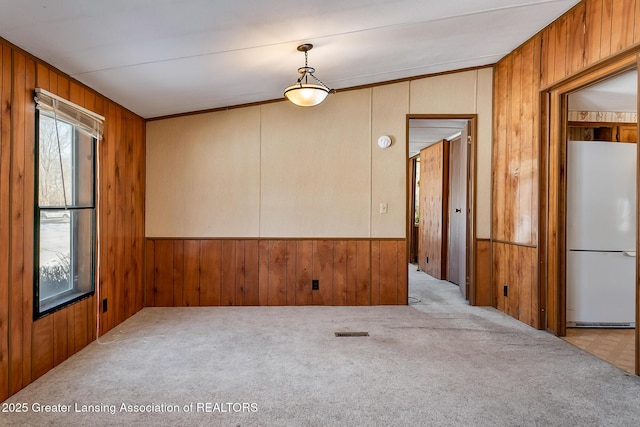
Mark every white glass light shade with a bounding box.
[284,84,330,107]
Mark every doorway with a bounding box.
[542,53,639,374]
[563,69,637,374]
[407,116,476,300]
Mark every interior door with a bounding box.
[447,124,469,296]
[418,140,448,279]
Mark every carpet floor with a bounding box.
[2,265,640,426]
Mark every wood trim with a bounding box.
[540,42,640,92]
[558,90,570,337]
[406,118,412,267]
[408,157,417,264]
[637,63,640,377]
[145,238,406,307]
[442,139,450,279]
[145,236,404,241]
[548,87,561,335]
[568,121,637,127]
[538,90,549,331]
[468,118,479,305]
[407,113,482,120]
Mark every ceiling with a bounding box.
[409,119,468,157]
[569,69,638,113]
[0,0,580,119]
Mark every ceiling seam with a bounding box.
[68,1,563,76]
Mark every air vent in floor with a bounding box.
[335,332,369,337]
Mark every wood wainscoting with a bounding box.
[492,242,540,329]
[474,239,492,307]
[145,239,408,307]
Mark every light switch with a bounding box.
[379,203,388,214]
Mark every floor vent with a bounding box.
[335,332,369,337]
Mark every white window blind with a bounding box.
[34,88,104,140]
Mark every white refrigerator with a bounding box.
[566,140,636,327]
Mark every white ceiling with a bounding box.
[0,0,580,119]
[569,69,638,113]
[409,119,468,157]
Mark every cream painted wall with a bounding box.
[410,69,493,239]
[146,107,261,237]
[146,68,493,239]
[475,68,493,240]
[260,90,372,237]
[410,71,478,113]
[371,82,409,238]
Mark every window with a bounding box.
[34,89,103,318]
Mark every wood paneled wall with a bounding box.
[540,0,640,89]
[0,38,145,402]
[492,243,539,328]
[493,36,540,246]
[492,35,542,329]
[0,43,12,404]
[96,95,146,335]
[145,239,408,307]
[492,0,640,329]
[418,141,448,278]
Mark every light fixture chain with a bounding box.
[304,46,332,92]
[309,72,333,93]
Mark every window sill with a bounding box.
[36,290,94,319]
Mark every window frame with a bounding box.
[33,108,97,319]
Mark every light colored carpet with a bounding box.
[2,265,640,426]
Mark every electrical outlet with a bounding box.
[102,298,108,313]
[503,285,508,297]
[312,279,319,290]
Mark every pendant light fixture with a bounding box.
[284,44,333,107]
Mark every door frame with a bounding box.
[406,114,479,303]
[408,155,419,264]
[448,125,472,296]
[541,51,639,374]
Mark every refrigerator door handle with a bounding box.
[623,251,636,257]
